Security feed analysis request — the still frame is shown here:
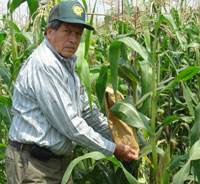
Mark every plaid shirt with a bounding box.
[8,38,115,156]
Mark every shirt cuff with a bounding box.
[102,141,116,156]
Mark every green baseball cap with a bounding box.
[48,1,94,30]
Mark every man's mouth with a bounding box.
[65,47,75,50]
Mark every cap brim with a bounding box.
[57,18,94,30]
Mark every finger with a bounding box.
[123,156,135,162]
[127,152,138,160]
[130,149,139,157]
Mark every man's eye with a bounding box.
[76,32,82,36]
[64,29,70,33]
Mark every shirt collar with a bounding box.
[44,37,77,73]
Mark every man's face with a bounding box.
[46,22,84,59]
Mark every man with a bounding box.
[5,1,138,183]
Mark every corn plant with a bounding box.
[1,0,200,183]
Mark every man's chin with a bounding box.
[60,52,75,59]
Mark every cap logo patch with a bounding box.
[73,5,83,16]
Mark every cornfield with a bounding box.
[1,0,200,183]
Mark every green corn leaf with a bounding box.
[0,144,6,149]
[118,21,127,35]
[81,0,88,11]
[0,96,12,106]
[0,66,10,85]
[76,36,85,73]
[96,162,115,184]
[9,13,18,61]
[124,0,132,15]
[0,105,12,129]
[0,144,6,159]
[109,41,121,99]
[13,22,21,32]
[118,37,151,62]
[156,145,170,184]
[190,102,200,182]
[188,43,200,64]
[118,58,139,83]
[110,96,151,132]
[193,160,200,183]
[139,127,165,158]
[176,67,200,82]
[109,36,151,95]
[120,43,128,60]
[164,52,178,74]
[141,15,151,52]
[162,116,181,128]
[160,66,200,93]
[84,30,91,61]
[81,58,93,115]
[33,15,43,48]
[95,65,107,113]
[190,103,200,146]
[155,15,165,31]
[117,37,152,115]
[84,0,96,60]
[9,0,26,13]
[188,43,200,49]
[182,83,195,116]
[76,34,93,115]
[169,154,188,172]
[109,37,152,106]
[0,31,6,46]
[8,63,21,90]
[173,161,191,184]
[90,66,101,84]
[172,139,200,184]
[118,65,138,83]
[139,60,152,115]
[163,13,187,51]
[189,139,200,160]
[61,152,139,184]
[139,141,152,158]
[27,0,39,20]
[22,32,34,48]
[106,156,139,184]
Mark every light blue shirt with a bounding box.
[9,38,116,156]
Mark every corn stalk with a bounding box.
[151,0,162,180]
[8,0,18,61]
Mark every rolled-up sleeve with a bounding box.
[81,94,114,142]
[33,62,116,156]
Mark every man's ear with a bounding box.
[46,28,54,40]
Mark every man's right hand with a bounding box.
[114,144,138,162]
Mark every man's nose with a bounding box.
[68,32,77,42]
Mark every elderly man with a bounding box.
[5,1,138,183]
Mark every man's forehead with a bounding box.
[61,22,84,30]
